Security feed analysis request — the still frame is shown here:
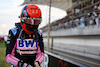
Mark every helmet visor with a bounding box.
[23,17,41,25]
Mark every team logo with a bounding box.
[17,39,38,50]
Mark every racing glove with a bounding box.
[18,61,32,67]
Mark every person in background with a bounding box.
[93,5,99,25]
[95,16,99,25]
[5,4,44,67]
[0,37,1,43]
[4,35,8,46]
[98,4,100,24]
[64,21,68,29]
[78,16,85,27]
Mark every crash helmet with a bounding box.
[20,4,42,34]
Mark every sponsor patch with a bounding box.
[17,39,38,50]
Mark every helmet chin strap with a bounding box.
[20,22,36,34]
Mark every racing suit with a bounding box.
[5,23,44,67]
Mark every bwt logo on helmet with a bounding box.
[17,39,38,49]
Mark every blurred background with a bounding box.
[0,0,100,67]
